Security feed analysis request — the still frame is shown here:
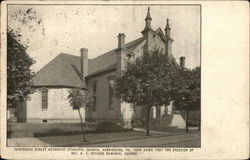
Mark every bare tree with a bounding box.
[68,88,91,143]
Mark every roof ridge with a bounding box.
[34,53,64,75]
[125,37,144,48]
[58,52,94,61]
[90,37,144,61]
[155,27,162,31]
[43,37,144,64]
[60,52,78,57]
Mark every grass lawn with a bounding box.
[8,122,97,138]
[83,132,200,147]
[149,127,199,133]
[8,130,200,147]
[37,131,172,147]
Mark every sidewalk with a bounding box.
[7,130,189,147]
[8,137,51,147]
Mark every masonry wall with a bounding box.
[87,71,121,122]
[148,33,166,53]
[26,88,85,123]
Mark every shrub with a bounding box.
[132,119,143,128]
[34,129,82,137]
[95,122,130,133]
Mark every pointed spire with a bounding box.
[145,7,152,20]
[165,18,171,30]
[165,18,171,38]
[141,7,153,34]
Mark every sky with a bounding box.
[8,5,200,72]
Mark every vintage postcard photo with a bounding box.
[5,3,201,148]
[1,1,249,159]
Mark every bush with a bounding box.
[34,129,82,137]
[95,122,130,133]
[132,119,143,128]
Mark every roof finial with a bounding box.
[146,6,152,20]
[165,18,171,38]
[165,18,171,30]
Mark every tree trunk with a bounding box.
[78,108,87,143]
[131,103,136,129]
[145,105,152,136]
[7,119,11,138]
[185,109,189,133]
[198,119,201,131]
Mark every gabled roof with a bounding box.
[85,37,144,77]
[154,27,174,43]
[32,37,145,88]
[87,63,117,78]
[154,27,167,42]
[32,53,85,88]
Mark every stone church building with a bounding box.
[17,7,186,128]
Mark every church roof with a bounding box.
[154,27,167,42]
[32,37,145,88]
[32,53,85,88]
[88,37,144,76]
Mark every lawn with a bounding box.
[8,122,97,138]
[37,131,171,147]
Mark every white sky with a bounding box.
[8,5,200,72]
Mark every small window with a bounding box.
[41,90,48,110]
[92,81,97,111]
[108,77,115,109]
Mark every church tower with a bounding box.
[164,18,174,57]
[141,7,153,36]
[141,7,154,53]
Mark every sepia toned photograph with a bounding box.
[6,4,201,148]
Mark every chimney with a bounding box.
[117,33,126,49]
[179,56,185,68]
[80,48,88,82]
